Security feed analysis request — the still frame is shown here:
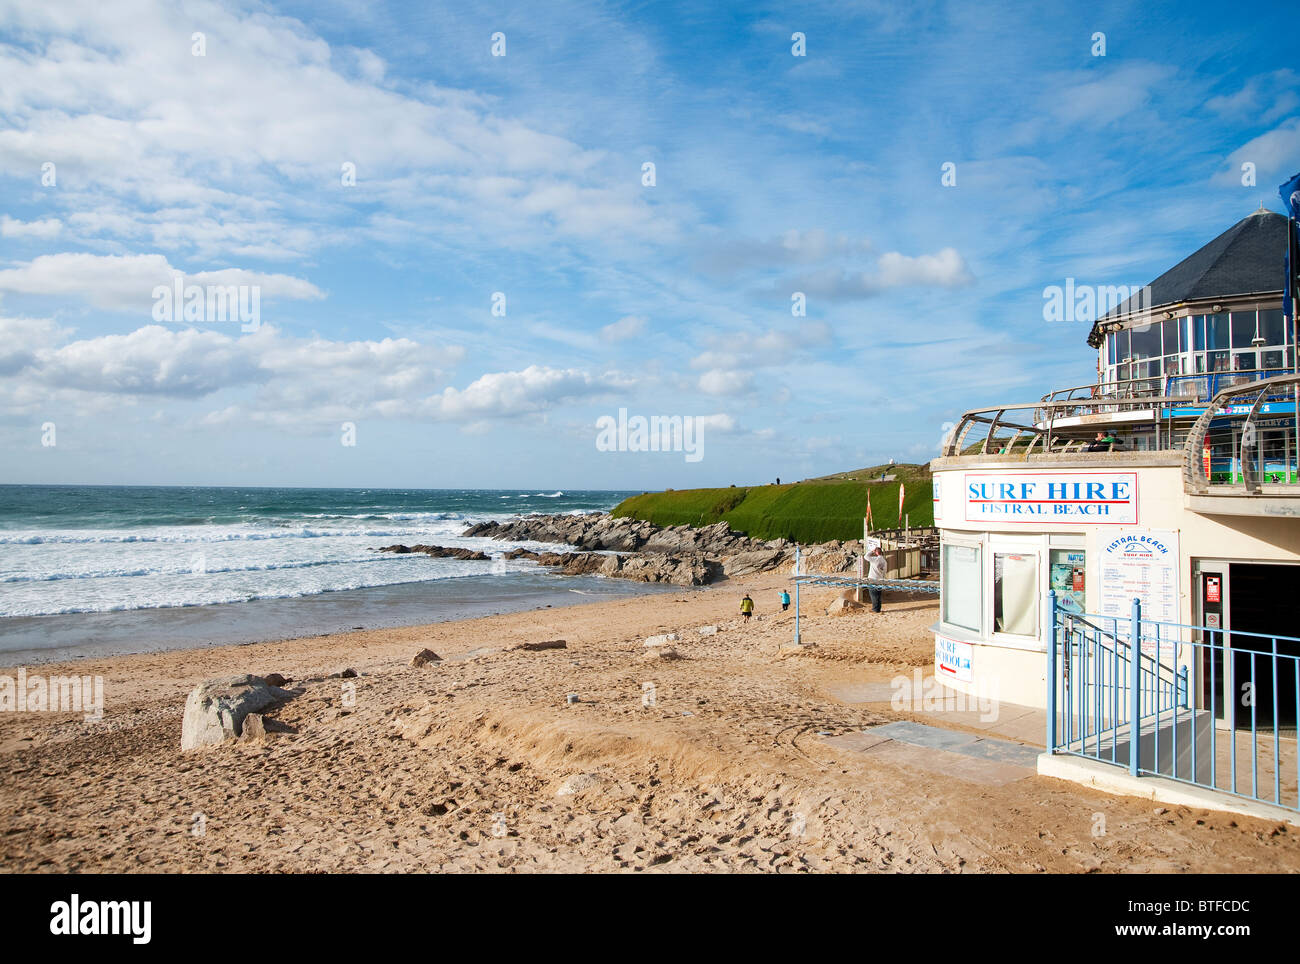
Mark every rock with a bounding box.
[640,647,684,662]
[697,625,718,636]
[181,675,293,750]
[556,772,603,797]
[643,633,679,647]
[263,673,289,687]
[240,713,267,741]
[512,639,567,651]
[410,648,442,667]
[336,667,358,678]
[376,544,490,561]
[565,693,581,705]
[825,597,866,615]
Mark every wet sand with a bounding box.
[2,573,1297,873]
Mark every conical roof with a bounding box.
[1089,209,1289,345]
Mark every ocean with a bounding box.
[0,485,675,663]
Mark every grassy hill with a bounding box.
[611,463,934,544]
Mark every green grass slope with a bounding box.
[612,464,934,544]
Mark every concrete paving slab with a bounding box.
[953,737,1043,768]
[866,741,1034,786]
[872,720,979,750]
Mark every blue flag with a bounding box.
[1282,172,1300,328]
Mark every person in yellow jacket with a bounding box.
[740,594,754,620]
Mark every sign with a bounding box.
[1202,441,1211,480]
[963,472,1138,525]
[1098,529,1181,653]
[1205,575,1221,603]
[932,478,941,522]
[1050,550,1087,614]
[935,635,973,682]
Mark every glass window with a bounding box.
[1130,323,1161,360]
[994,552,1038,636]
[1199,350,1230,373]
[1193,315,1207,351]
[1107,332,1116,365]
[1262,349,1285,371]
[942,543,982,633]
[1161,318,1180,354]
[1115,329,1131,362]
[1230,311,1258,349]
[1206,313,1230,351]
[1259,308,1285,347]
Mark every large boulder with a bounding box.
[181,675,294,751]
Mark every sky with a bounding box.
[1,0,1297,490]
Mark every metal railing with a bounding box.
[1182,372,1300,492]
[941,397,1186,457]
[1042,367,1297,405]
[1047,593,1300,814]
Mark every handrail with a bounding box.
[1181,372,1300,493]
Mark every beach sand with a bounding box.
[2,573,1296,873]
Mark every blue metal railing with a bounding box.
[1165,368,1295,402]
[1047,592,1300,814]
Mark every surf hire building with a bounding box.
[930,178,1300,819]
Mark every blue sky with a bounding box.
[1,0,1297,489]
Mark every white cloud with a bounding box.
[784,247,973,301]
[0,253,324,310]
[600,314,647,342]
[417,365,631,421]
[1218,118,1300,187]
[0,216,63,239]
[698,368,753,396]
[0,0,673,260]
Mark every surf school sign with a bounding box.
[935,635,973,682]
[963,472,1138,525]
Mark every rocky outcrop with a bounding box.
[377,544,490,561]
[181,675,294,750]
[449,513,874,587]
[463,514,783,557]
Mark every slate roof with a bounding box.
[1089,210,1290,345]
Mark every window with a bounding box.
[993,552,1038,636]
[942,543,982,633]
[1129,323,1162,360]
[1259,309,1285,347]
[1207,313,1230,351]
[1230,311,1258,349]
[1161,318,1181,354]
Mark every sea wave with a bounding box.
[0,568,500,617]
[0,554,431,584]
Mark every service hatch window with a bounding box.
[941,543,982,633]
[994,552,1038,637]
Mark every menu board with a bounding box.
[1098,529,1180,653]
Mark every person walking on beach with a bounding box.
[740,593,754,620]
[779,589,791,611]
[866,545,887,613]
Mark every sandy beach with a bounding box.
[2,573,1296,874]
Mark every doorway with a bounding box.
[1198,561,1299,729]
